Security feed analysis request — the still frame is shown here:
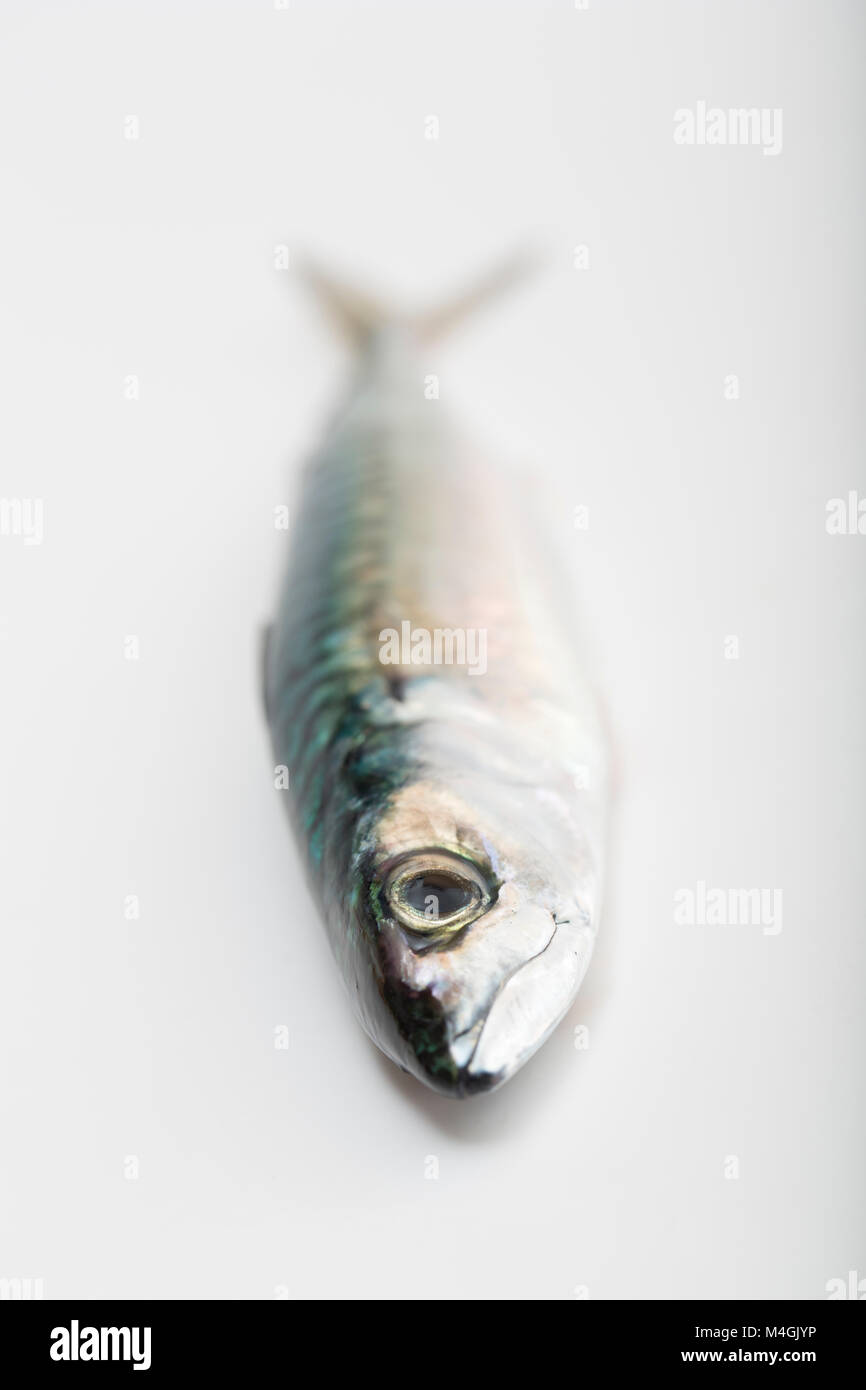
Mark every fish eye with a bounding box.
[402,870,476,919]
[384,851,492,936]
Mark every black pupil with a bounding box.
[403,872,475,920]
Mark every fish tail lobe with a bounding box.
[297,248,538,348]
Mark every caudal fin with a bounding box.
[296,249,537,347]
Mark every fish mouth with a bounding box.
[383,912,594,1099]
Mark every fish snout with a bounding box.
[376,895,594,1097]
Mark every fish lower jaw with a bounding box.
[392,919,595,1098]
[400,1054,507,1100]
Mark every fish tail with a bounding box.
[414,249,538,343]
[297,249,537,348]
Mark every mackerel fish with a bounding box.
[263,260,608,1097]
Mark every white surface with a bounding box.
[0,0,863,1299]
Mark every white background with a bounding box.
[1,0,863,1299]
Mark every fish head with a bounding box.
[350,746,605,1098]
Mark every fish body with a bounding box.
[264,271,608,1096]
